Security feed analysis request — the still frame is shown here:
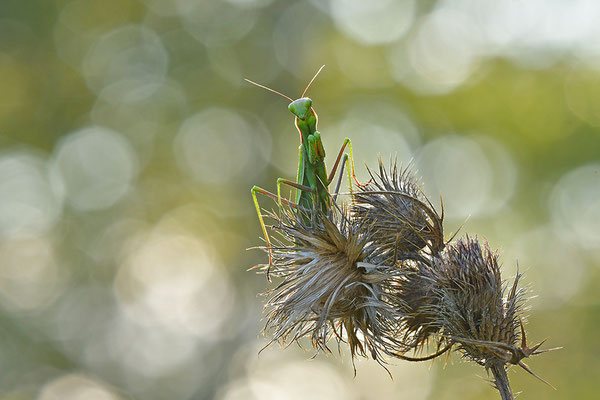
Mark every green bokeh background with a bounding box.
[0,0,598,399]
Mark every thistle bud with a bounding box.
[429,236,552,398]
[352,159,444,265]
[432,237,520,360]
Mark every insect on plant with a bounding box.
[246,66,364,277]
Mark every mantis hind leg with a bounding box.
[332,154,348,203]
[327,138,369,192]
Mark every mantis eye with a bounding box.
[288,97,312,120]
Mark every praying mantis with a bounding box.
[247,66,363,274]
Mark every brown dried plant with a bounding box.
[252,160,556,400]
[352,159,444,264]
[258,205,406,369]
[424,236,555,399]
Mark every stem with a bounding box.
[490,362,514,400]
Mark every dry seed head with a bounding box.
[352,158,444,265]
[251,159,554,393]
[393,260,442,352]
[430,236,522,363]
[260,205,406,363]
[430,236,550,380]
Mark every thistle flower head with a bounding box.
[429,236,553,389]
[260,205,405,363]
[250,154,555,398]
[394,260,441,351]
[432,236,520,361]
[352,158,444,265]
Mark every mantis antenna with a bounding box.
[243,78,293,102]
[302,65,325,97]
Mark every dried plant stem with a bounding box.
[490,362,514,400]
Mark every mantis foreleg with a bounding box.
[251,185,310,281]
[296,145,305,204]
[251,185,272,273]
[277,178,314,208]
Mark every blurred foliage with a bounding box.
[0,0,599,399]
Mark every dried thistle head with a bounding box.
[432,236,519,361]
[430,236,553,388]
[393,260,441,352]
[260,205,405,364]
[250,156,555,396]
[352,158,444,265]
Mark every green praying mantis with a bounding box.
[247,66,364,275]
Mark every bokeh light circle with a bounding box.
[0,151,63,237]
[179,0,258,47]
[550,163,600,249]
[114,229,234,338]
[174,108,270,185]
[38,374,122,400]
[83,24,168,103]
[329,0,415,45]
[390,6,482,94]
[507,226,585,309]
[0,235,65,311]
[416,135,516,219]
[220,360,355,400]
[51,126,138,211]
[112,228,235,378]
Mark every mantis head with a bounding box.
[288,97,312,120]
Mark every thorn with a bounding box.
[446,214,470,245]
[528,338,547,355]
[519,318,527,349]
[518,361,556,390]
[533,346,562,355]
